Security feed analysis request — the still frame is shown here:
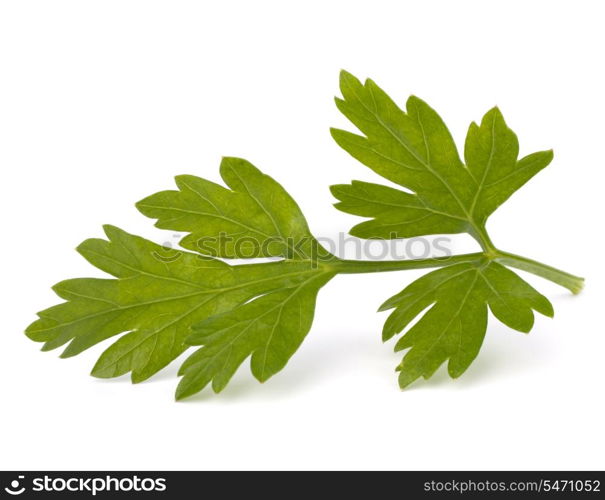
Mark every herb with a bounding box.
[330,71,583,387]
[26,159,338,396]
[379,262,553,387]
[25,73,583,399]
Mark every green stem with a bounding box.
[469,223,497,255]
[327,250,584,295]
[494,250,584,294]
[331,253,484,274]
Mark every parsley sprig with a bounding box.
[26,72,583,399]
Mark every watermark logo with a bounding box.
[4,476,25,496]
[1,475,167,496]
[154,232,453,267]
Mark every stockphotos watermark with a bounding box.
[152,232,453,265]
[2,474,166,496]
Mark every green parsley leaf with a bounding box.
[176,272,332,400]
[331,71,553,244]
[380,260,553,388]
[26,160,335,394]
[137,157,317,259]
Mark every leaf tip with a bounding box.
[174,381,195,402]
[24,320,39,339]
[338,68,355,83]
[58,349,74,359]
[134,193,155,214]
[377,295,398,312]
[101,223,118,234]
[381,326,394,342]
[405,94,423,109]
[397,369,419,390]
[447,364,465,379]
[40,342,56,353]
[174,389,187,402]
[329,127,341,139]
[329,183,347,198]
[173,173,194,188]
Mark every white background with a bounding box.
[1,1,603,470]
